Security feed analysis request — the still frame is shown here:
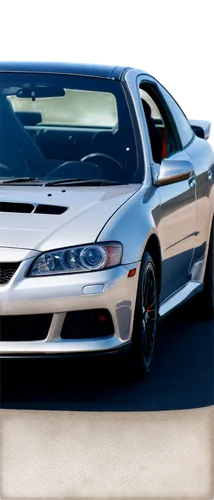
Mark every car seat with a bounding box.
[0,94,45,177]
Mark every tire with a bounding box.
[202,220,214,319]
[130,251,159,379]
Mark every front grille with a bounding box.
[61,309,114,340]
[0,262,20,285]
[0,314,52,341]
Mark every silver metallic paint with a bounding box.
[0,67,214,355]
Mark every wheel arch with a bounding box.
[143,232,162,294]
[204,212,214,275]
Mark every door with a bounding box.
[138,79,197,302]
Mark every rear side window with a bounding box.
[9,89,118,128]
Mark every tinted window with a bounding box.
[159,84,194,147]
[0,73,140,185]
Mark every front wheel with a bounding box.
[130,251,159,379]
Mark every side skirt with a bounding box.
[159,281,203,320]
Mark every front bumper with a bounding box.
[0,257,140,355]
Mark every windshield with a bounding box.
[0,73,141,185]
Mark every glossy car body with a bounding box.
[0,62,213,357]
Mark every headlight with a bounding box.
[28,243,123,276]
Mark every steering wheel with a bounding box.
[80,153,124,170]
[44,153,124,180]
[44,159,103,180]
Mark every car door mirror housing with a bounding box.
[154,156,194,187]
[189,120,211,140]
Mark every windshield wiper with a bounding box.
[0,177,38,185]
[0,177,121,187]
[44,178,120,186]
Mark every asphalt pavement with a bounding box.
[0,295,213,499]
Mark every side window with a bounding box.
[139,84,181,164]
[159,84,194,148]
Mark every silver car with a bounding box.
[0,62,213,377]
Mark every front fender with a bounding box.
[97,185,162,264]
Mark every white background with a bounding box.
[0,56,211,120]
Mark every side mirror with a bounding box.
[189,120,211,140]
[154,156,194,187]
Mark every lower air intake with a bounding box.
[61,309,114,339]
[0,314,52,341]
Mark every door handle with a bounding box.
[188,173,196,188]
[208,169,212,181]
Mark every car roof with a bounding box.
[0,61,132,80]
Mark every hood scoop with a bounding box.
[0,201,68,215]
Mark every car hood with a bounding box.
[0,184,140,253]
